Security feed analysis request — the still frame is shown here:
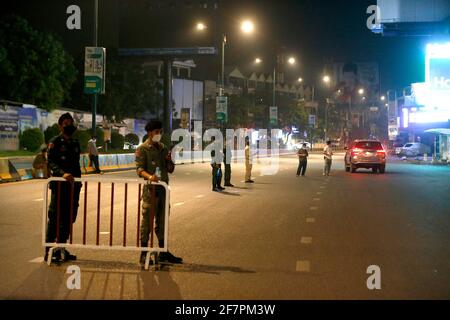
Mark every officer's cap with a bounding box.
[145,120,163,132]
[58,112,74,125]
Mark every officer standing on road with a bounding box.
[88,135,102,174]
[210,136,225,192]
[136,120,182,265]
[296,143,309,177]
[323,140,334,176]
[245,138,254,183]
[32,144,49,179]
[223,143,234,187]
[45,113,81,262]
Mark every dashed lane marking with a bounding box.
[33,198,44,202]
[316,192,322,195]
[306,218,315,223]
[195,195,205,199]
[313,198,320,201]
[174,202,185,207]
[301,237,313,244]
[100,231,110,235]
[29,257,44,263]
[296,260,310,273]
[310,207,318,211]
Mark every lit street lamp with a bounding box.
[198,21,255,97]
[298,77,303,83]
[241,20,255,34]
[196,22,206,31]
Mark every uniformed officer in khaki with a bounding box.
[135,120,182,264]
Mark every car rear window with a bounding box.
[404,144,413,148]
[355,141,383,150]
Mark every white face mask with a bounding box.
[152,134,162,143]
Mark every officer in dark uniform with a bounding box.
[135,120,182,265]
[45,113,81,262]
[210,136,225,192]
[224,144,234,187]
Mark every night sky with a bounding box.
[3,0,432,92]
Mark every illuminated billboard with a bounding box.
[409,43,450,124]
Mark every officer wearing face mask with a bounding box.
[45,113,82,262]
[135,120,182,265]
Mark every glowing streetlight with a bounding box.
[255,58,262,64]
[358,88,365,95]
[298,77,303,83]
[380,95,386,101]
[196,22,206,31]
[323,75,330,83]
[288,57,296,65]
[241,20,255,34]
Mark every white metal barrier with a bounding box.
[42,177,170,270]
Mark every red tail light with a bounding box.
[351,148,362,155]
[377,149,386,156]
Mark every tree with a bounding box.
[0,15,77,110]
[20,128,44,152]
[278,97,308,131]
[97,49,163,121]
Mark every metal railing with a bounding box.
[42,177,170,270]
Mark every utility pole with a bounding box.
[92,0,99,135]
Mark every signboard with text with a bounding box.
[216,96,228,123]
[270,107,278,126]
[84,47,106,94]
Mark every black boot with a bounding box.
[44,247,62,263]
[63,249,77,261]
[158,239,183,264]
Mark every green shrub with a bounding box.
[44,124,60,143]
[111,131,124,150]
[125,133,139,146]
[20,128,44,152]
[73,129,91,153]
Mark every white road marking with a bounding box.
[296,260,310,272]
[301,237,313,244]
[316,192,322,195]
[33,198,44,202]
[29,257,44,263]
[174,202,185,207]
[185,173,191,175]
[195,195,205,199]
[319,186,325,189]
[100,231,110,235]
[306,218,315,223]
[310,207,318,211]
[313,198,320,201]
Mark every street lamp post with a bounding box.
[221,34,226,96]
[323,75,331,141]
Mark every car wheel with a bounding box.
[345,165,350,172]
[379,166,385,174]
[351,164,356,173]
